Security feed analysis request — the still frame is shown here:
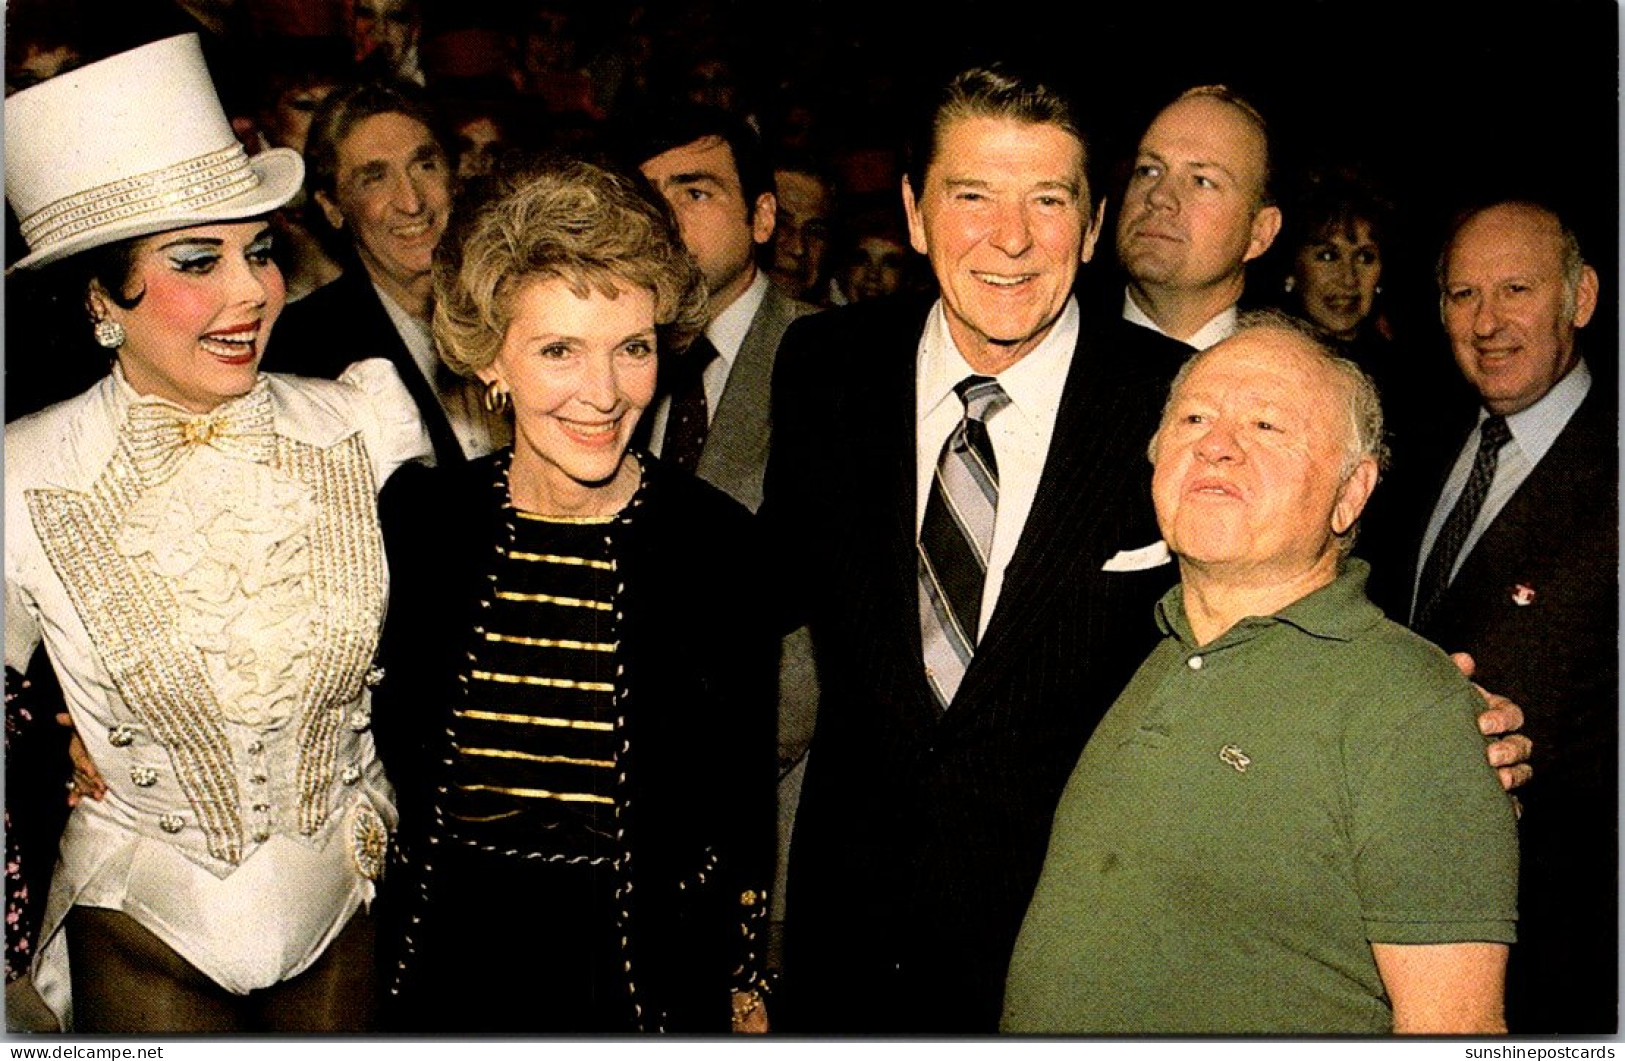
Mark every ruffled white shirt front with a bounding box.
[5,360,431,1027]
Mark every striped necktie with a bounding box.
[1412,414,1512,628]
[918,375,1010,707]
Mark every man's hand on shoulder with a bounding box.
[1452,652,1533,793]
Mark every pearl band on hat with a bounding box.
[21,145,259,251]
[5,34,303,271]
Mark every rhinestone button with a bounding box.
[107,724,136,748]
[158,814,184,834]
[252,801,269,812]
[246,739,264,755]
[365,666,386,688]
[341,765,362,786]
[252,827,270,843]
[130,765,159,787]
[348,705,372,732]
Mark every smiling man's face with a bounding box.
[903,115,1099,374]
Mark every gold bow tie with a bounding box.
[122,383,276,486]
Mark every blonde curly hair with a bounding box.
[433,158,706,378]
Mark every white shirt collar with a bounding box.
[706,268,770,366]
[1121,288,1237,351]
[1497,358,1591,466]
[108,361,269,417]
[372,279,437,380]
[918,295,1079,425]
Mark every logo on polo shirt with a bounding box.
[1219,744,1251,773]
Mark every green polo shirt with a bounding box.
[1002,559,1518,1034]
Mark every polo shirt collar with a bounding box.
[1155,557,1379,647]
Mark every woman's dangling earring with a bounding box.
[1282,275,1296,294]
[484,380,510,414]
[93,317,126,349]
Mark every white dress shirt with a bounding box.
[646,268,771,455]
[376,282,511,459]
[915,297,1079,637]
[1122,288,1237,351]
[1412,361,1592,615]
[5,362,431,1025]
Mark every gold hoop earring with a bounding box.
[484,380,510,414]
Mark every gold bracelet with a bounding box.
[730,990,763,1029]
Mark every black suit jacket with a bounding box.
[761,295,1184,1032]
[1366,382,1618,1033]
[264,268,466,465]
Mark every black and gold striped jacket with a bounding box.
[371,449,777,1031]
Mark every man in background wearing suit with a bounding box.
[1371,200,1615,1034]
[1110,85,1281,358]
[631,105,819,508]
[266,80,507,464]
[627,106,820,970]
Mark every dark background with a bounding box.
[6,0,1619,395]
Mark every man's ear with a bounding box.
[1080,197,1108,263]
[902,176,928,256]
[1572,264,1600,329]
[750,191,777,246]
[314,189,345,232]
[1332,456,1379,537]
[1243,204,1283,264]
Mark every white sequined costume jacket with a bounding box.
[3,361,431,1028]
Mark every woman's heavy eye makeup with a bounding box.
[159,228,275,273]
[165,242,223,273]
[246,232,276,264]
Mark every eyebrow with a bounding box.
[517,327,658,346]
[661,171,726,189]
[1188,160,1239,182]
[156,237,224,250]
[1138,149,1239,181]
[943,176,1079,196]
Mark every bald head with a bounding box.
[1440,201,1599,415]
[1116,89,1282,340]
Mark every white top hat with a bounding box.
[5,34,305,271]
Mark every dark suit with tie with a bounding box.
[685,282,819,511]
[762,295,1185,1032]
[263,268,467,465]
[1365,378,1618,1034]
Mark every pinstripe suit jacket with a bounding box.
[762,294,1183,1032]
